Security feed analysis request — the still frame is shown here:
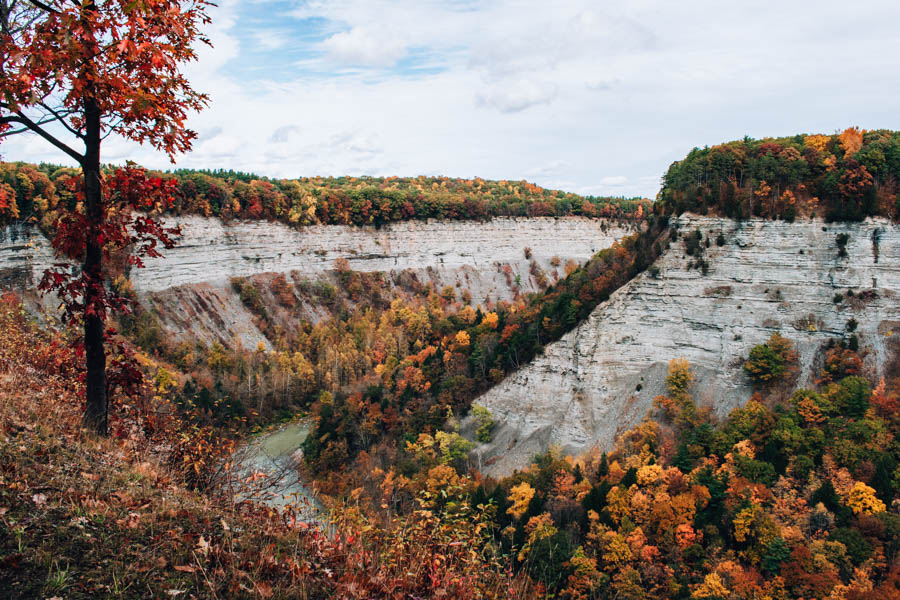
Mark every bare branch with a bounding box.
[1,0,42,42]
[39,101,83,138]
[2,111,69,134]
[28,0,57,14]
[5,110,84,164]
[100,115,125,140]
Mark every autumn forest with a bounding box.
[2,0,900,598]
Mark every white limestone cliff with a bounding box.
[1,216,632,348]
[131,215,631,299]
[470,215,900,476]
[0,225,57,289]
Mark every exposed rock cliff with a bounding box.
[1,216,632,348]
[0,225,56,289]
[471,215,900,475]
[131,216,630,296]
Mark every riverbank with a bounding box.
[229,419,324,521]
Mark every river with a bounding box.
[229,420,325,522]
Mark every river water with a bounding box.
[230,420,325,522]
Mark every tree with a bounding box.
[744,333,797,385]
[471,403,495,443]
[0,0,210,434]
[508,481,536,520]
[846,481,886,515]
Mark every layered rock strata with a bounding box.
[471,215,900,475]
[0,225,56,289]
[1,216,632,348]
[131,216,631,298]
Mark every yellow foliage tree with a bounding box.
[424,464,461,493]
[636,464,664,486]
[455,330,471,348]
[459,305,477,324]
[693,572,730,599]
[667,358,694,400]
[805,134,832,152]
[601,531,633,567]
[518,512,558,561]
[606,485,632,525]
[507,482,535,519]
[847,481,886,515]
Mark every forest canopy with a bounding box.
[0,161,650,228]
[658,128,900,222]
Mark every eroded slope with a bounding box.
[473,215,900,474]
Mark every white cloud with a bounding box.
[526,160,569,178]
[251,29,290,51]
[599,176,628,187]
[269,125,301,144]
[476,79,558,114]
[322,27,408,67]
[585,77,619,91]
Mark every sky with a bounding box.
[7,0,900,198]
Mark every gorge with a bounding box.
[5,213,900,475]
[0,215,633,351]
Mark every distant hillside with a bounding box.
[659,128,900,222]
[0,162,650,228]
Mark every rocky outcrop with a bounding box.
[0,225,56,289]
[138,216,631,348]
[471,215,900,476]
[1,216,633,348]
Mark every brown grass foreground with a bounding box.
[0,295,529,599]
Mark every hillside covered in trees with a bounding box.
[4,291,900,598]
[473,336,900,598]
[4,131,900,599]
[659,128,900,222]
[0,162,650,229]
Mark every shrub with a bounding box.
[684,229,703,256]
[836,233,850,258]
[744,333,797,385]
[231,277,267,318]
[471,404,495,443]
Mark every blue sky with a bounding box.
[8,0,900,198]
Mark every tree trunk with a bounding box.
[81,94,107,436]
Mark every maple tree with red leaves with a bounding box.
[0,0,211,434]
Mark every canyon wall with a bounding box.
[0,225,56,289]
[132,215,632,298]
[7,214,900,478]
[470,215,900,475]
[0,216,633,347]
